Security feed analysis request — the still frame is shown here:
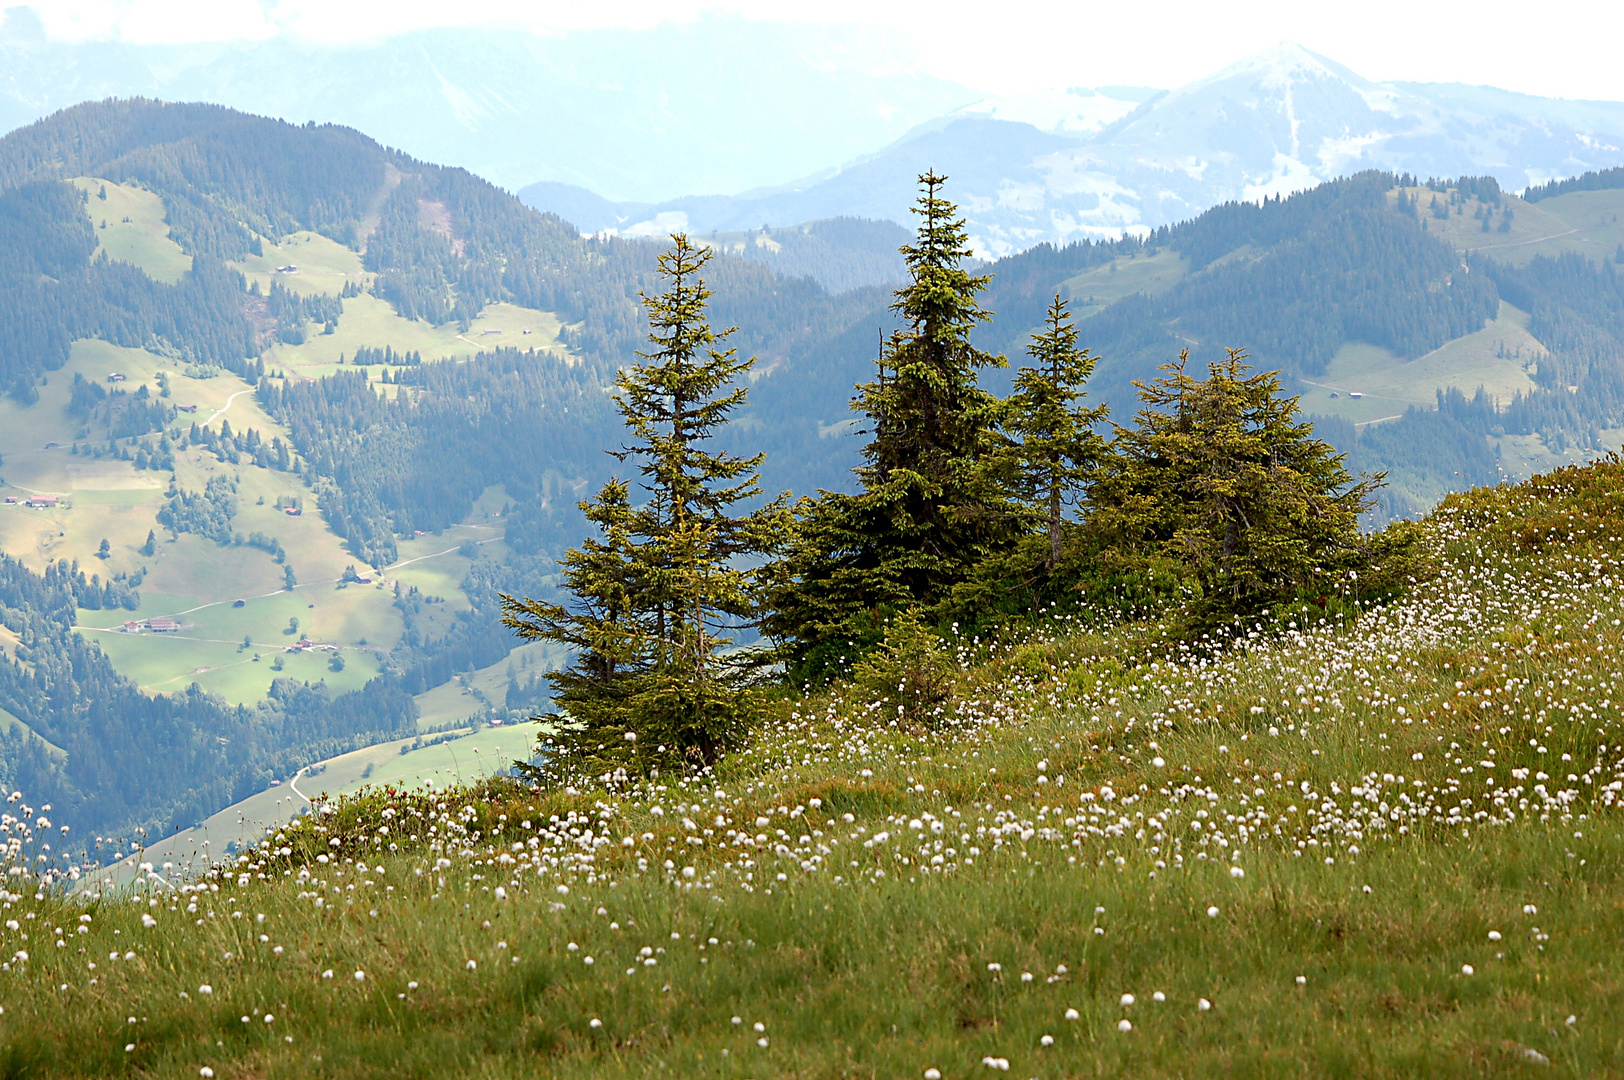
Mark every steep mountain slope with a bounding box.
[529,44,1624,257]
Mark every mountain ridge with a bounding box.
[521,43,1624,258]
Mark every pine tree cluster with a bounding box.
[503,174,1418,784]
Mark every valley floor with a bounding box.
[2,461,1624,1076]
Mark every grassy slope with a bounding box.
[70,178,193,284]
[1402,186,1624,267]
[6,461,1624,1076]
[1064,248,1188,320]
[1302,300,1542,426]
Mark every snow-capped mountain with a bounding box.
[531,44,1624,256]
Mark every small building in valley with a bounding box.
[146,616,179,633]
[25,495,58,509]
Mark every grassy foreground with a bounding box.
[6,461,1624,1076]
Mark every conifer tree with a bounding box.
[951,296,1110,624]
[1006,295,1108,570]
[1090,348,1380,621]
[765,173,1012,680]
[501,235,788,780]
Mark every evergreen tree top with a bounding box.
[892,170,995,351]
[616,233,763,521]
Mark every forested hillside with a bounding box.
[4,99,1624,848]
[0,554,417,845]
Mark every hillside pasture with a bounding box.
[1300,301,1542,425]
[261,299,571,381]
[1397,184,1624,266]
[232,231,368,298]
[69,177,192,284]
[1063,248,1189,320]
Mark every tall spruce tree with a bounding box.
[1007,295,1108,570]
[501,235,788,779]
[1089,348,1381,621]
[764,173,1013,680]
[952,295,1109,623]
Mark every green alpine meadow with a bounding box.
[0,170,1621,1078]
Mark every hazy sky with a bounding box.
[26,0,1624,102]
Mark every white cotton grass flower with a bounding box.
[1523,905,1537,916]
[1117,1019,1133,1033]
[1020,971,1033,983]
[1039,1034,1054,1046]
[354,971,365,981]
[466,960,477,970]
[1198,998,1212,1011]
[200,1070,214,1079]
[981,1057,1010,1071]
[1206,906,1220,918]
[321,970,333,980]
[924,1070,942,1080]
[1152,991,1165,1002]
[1461,964,1474,976]
[589,1018,602,1029]
[1119,993,1135,1007]
[197,984,212,995]
[1295,975,1307,986]
[1488,931,1502,942]
[1064,1008,1079,1021]
[1229,866,1245,879]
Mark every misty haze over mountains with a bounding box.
[522,45,1624,257]
[5,11,1624,259]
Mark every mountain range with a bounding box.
[521,44,1624,257]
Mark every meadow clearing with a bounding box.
[0,457,1620,1076]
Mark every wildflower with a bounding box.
[1295,975,1306,986]
[321,970,333,979]
[1064,1007,1080,1021]
[981,1057,1010,1070]
[1229,866,1245,879]
[354,971,366,981]
[1117,1019,1132,1033]
[198,984,213,995]
[141,914,156,928]
[1198,998,1212,1011]
[494,887,507,901]
[200,1070,214,1078]
[1039,1034,1054,1046]
[1206,906,1220,918]
[1523,905,1537,915]
[589,1018,603,1029]
[1460,964,1474,976]
[1488,931,1502,941]
[925,1070,942,1080]
[1152,991,1165,1002]
[757,1037,769,1048]
[1120,993,1135,1007]
[466,960,477,970]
